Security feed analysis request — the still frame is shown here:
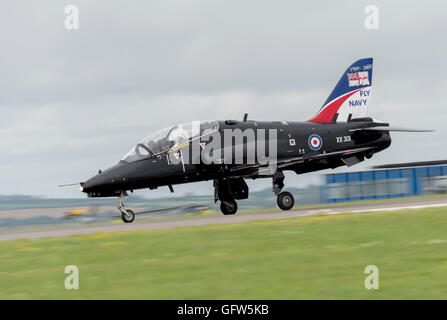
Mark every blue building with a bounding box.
[322,160,447,203]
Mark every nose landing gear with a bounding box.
[118,191,135,223]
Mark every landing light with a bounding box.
[79,186,84,192]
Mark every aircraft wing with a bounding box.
[230,146,376,174]
[277,146,375,168]
[350,126,434,132]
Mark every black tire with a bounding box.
[220,200,238,215]
[121,209,135,223]
[277,191,294,210]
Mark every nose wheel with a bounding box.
[121,209,135,223]
[118,191,135,223]
[277,191,294,211]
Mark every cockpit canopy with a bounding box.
[122,121,219,163]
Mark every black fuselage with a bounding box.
[81,119,391,197]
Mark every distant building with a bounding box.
[322,160,447,203]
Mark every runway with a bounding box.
[1,197,447,242]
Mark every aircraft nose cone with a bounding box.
[81,175,102,193]
[81,162,128,197]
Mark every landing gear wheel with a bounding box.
[220,200,238,215]
[121,209,135,223]
[277,191,294,211]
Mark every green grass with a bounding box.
[1,207,447,299]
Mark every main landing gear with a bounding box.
[272,171,295,211]
[214,171,295,215]
[277,191,294,210]
[214,178,248,215]
[118,191,135,223]
[220,199,238,215]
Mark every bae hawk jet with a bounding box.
[68,58,431,222]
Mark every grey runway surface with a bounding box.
[1,197,447,241]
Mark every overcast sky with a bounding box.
[1,1,446,198]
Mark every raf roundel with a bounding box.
[308,134,323,151]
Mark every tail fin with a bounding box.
[309,58,373,123]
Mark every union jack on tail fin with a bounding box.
[309,58,373,123]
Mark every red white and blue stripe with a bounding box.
[309,58,373,123]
